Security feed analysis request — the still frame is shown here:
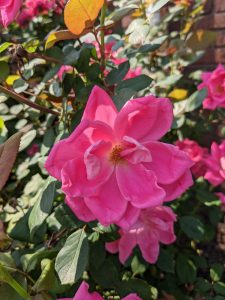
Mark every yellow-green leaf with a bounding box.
[45,30,78,49]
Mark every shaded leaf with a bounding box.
[55,228,89,284]
[28,177,57,239]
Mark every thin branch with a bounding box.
[0,85,60,116]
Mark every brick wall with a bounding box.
[198,0,225,68]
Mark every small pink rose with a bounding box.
[204,140,225,186]
[175,139,208,178]
[198,64,225,110]
[106,206,176,264]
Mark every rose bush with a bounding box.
[0,0,224,299]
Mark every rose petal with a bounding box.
[114,95,173,142]
[137,230,159,264]
[82,85,118,128]
[116,203,140,230]
[84,173,127,226]
[160,171,193,202]
[45,120,114,180]
[65,196,96,222]
[121,136,152,164]
[61,156,113,198]
[116,163,165,208]
[144,142,193,184]
[119,232,137,263]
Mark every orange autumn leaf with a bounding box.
[64,0,104,35]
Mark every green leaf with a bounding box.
[0,253,16,272]
[13,79,29,94]
[157,249,175,273]
[180,216,205,240]
[129,35,168,56]
[29,177,57,238]
[90,258,120,288]
[113,88,135,110]
[0,61,10,82]
[108,6,137,22]
[117,75,152,92]
[90,242,106,269]
[210,263,224,282]
[0,42,13,54]
[40,128,56,156]
[214,282,225,296]
[0,262,30,299]
[54,203,83,229]
[19,129,37,151]
[151,0,170,14]
[131,256,146,276]
[106,61,130,85]
[185,89,207,112]
[126,19,150,45]
[156,74,182,88]
[32,259,65,294]
[55,228,89,285]
[49,81,63,97]
[119,278,156,300]
[176,254,197,284]
[21,248,57,273]
[196,278,211,293]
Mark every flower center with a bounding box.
[109,145,124,164]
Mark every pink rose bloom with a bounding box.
[0,0,22,27]
[58,281,142,300]
[175,139,208,178]
[204,141,225,186]
[45,86,193,226]
[106,206,176,264]
[198,64,225,110]
[57,65,73,81]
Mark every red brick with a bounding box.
[197,14,214,30]
[204,0,213,14]
[198,49,216,65]
[216,31,225,46]
[214,13,225,29]
[215,0,225,12]
[215,48,225,63]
